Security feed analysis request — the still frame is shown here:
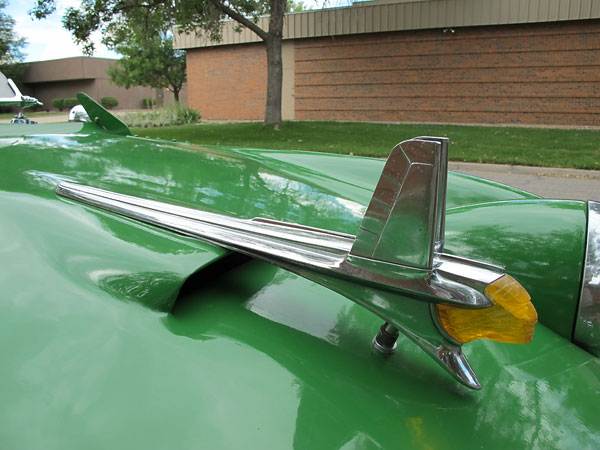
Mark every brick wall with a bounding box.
[185,20,600,126]
[187,43,267,120]
[295,20,600,126]
[21,57,174,111]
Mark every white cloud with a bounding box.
[8,0,119,62]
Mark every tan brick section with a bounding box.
[295,20,600,126]
[187,43,267,120]
[186,20,600,126]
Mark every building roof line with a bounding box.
[174,0,600,49]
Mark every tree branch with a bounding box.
[206,0,269,41]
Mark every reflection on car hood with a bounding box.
[2,124,538,235]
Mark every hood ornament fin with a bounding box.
[76,92,131,136]
[56,137,535,390]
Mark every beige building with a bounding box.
[175,0,600,126]
[21,56,185,110]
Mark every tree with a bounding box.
[30,0,293,127]
[0,0,27,86]
[287,0,306,13]
[0,0,25,64]
[108,36,186,102]
[106,10,186,102]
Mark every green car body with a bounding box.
[1,114,599,448]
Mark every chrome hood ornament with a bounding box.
[56,137,535,390]
[0,72,42,111]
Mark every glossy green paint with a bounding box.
[1,253,599,448]
[1,122,598,448]
[445,200,587,339]
[0,122,537,232]
[0,189,226,312]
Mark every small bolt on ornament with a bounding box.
[373,322,400,354]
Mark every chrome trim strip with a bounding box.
[57,181,500,308]
[416,136,448,252]
[57,181,350,268]
[56,180,501,390]
[574,200,600,356]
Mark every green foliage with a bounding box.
[0,0,26,64]
[100,96,119,109]
[142,97,156,109]
[51,98,65,111]
[131,121,600,170]
[31,0,228,54]
[108,34,186,102]
[92,3,185,99]
[122,103,200,128]
[0,62,29,88]
[287,0,307,12]
[63,98,79,109]
[29,0,288,124]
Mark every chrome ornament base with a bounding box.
[372,322,400,354]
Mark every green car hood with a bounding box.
[0,123,597,448]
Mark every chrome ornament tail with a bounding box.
[56,137,532,390]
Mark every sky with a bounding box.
[6,0,119,62]
[6,0,342,62]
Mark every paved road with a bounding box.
[449,162,600,201]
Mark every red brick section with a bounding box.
[295,20,600,126]
[187,43,267,120]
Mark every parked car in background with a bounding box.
[1,75,598,449]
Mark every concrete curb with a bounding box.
[448,161,600,180]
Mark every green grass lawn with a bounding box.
[132,121,600,170]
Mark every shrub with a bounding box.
[121,103,200,128]
[101,96,119,110]
[52,98,65,111]
[63,98,79,110]
[142,97,156,109]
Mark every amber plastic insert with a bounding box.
[437,274,538,344]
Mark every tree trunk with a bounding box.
[173,89,180,102]
[264,0,286,127]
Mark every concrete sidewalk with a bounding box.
[33,114,68,123]
[0,114,67,124]
[0,110,139,124]
[449,162,600,201]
